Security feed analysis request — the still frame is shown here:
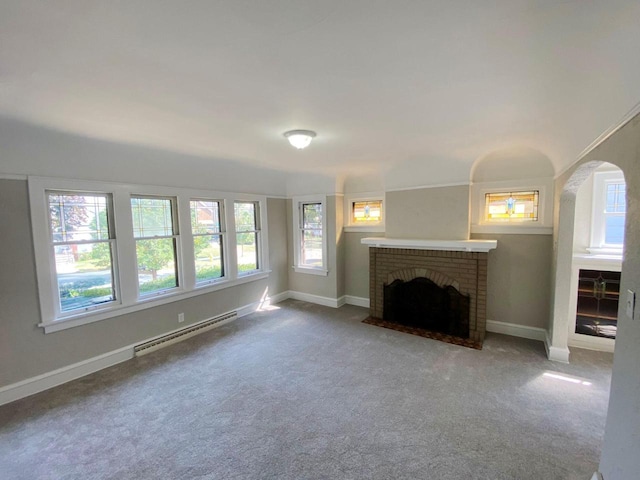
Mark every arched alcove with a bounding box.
[549,160,626,361]
[471,146,555,183]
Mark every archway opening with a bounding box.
[549,161,626,362]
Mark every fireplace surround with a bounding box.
[362,238,497,346]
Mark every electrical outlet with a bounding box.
[178,313,185,323]
[626,290,635,319]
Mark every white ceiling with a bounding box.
[1,0,639,180]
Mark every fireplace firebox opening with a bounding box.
[383,276,471,338]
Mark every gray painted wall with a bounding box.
[0,179,289,388]
[472,233,552,329]
[385,185,470,240]
[266,198,289,296]
[344,232,383,299]
[335,196,345,299]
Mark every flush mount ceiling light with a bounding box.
[284,130,316,149]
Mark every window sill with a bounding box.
[38,270,271,334]
[343,225,385,233]
[293,266,329,276]
[586,247,624,256]
[573,253,622,271]
[471,224,553,235]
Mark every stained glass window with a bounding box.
[352,200,382,224]
[485,191,539,222]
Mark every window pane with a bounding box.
[605,184,626,213]
[235,202,256,232]
[48,193,110,242]
[485,191,539,222]
[194,234,224,282]
[302,203,323,228]
[352,200,382,224]
[131,197,174,238]
[301,229,323,266]
[136,238,178,294]
[190,200,221,234]
[56,242,116,312]
[605,216,625,245]
[237,232,257,272]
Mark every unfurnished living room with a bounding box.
[0,2,639,480]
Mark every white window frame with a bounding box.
[44,189,121,319]
[292,195,328,276]
[190,198,227,287]
[343,193,385,232]
[589,171,626,254]
[29,176,269,333]
[470,178,553,234]
[233,200,262,276]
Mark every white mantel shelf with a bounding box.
[361,237,498,252]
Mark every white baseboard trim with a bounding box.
[591,472,603,480]
[344,295,370,308]
[0,346,133,407]
[486,320,547,342]
[568,336,615,353]
[0,295,287,407]
[267,291,292,305]
[288,290,342,308]
[263,291,370,309]
[544,332,571,363]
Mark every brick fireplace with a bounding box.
[362,238,497,346]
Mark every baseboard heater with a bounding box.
[134,311,237,357]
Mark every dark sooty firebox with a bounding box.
[383,277,470,338]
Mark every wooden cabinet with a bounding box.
[575,269,620,338]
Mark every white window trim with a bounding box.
[43,190,121,319]
[588,171,625,254]
[233,200,264,277]
[29,176,270,333]
[470,178,553,235]
[343,192,385,233]
[189,198,227,288]
[292,194,328,276]
[130,194,182,299]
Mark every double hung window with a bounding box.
[131,196,179,296]
[47,191,117,315]
[292,195,327,275]
[234,201,260,274]
[300,202,323,268]
[591,171,626,251]
[191,200,225,283]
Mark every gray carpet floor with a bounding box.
[0,300,613,480]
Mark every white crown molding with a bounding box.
[0,173,28,180]
[385,182,470,193]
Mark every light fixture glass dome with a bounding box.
[284,130,316,149]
